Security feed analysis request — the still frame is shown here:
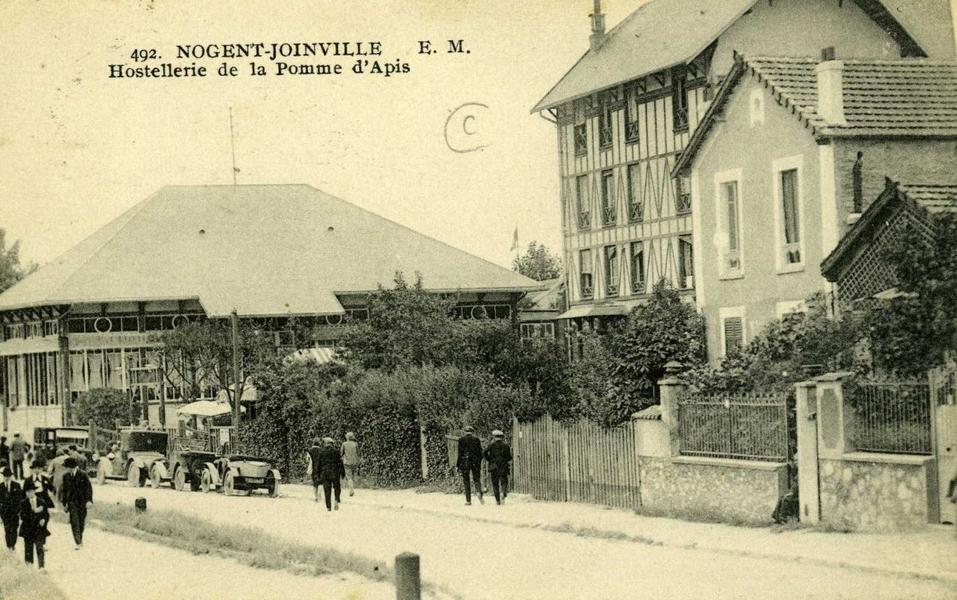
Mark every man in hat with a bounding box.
[457,426,484,505]
[19,478,50,570]
[483,429,512,505]
[9,433,26,480]
[0,466,21,550]
[61,456,93,549]
[315,437,344,511]
[340,432,359,497]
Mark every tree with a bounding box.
[73,388,132,430]
[154,319,278,408]
[0,228,35,294]
[512,241,562,281]
[608,281,706,412]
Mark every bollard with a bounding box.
[134,497,147,513]
[395,552,421,600]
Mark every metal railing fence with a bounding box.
[678,393,789,462]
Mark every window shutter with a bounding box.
[724,317,744,355]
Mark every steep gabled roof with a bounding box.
[0,185,540,316]
[532,0,755,113]
[532,0,944,114]
[674,56,957,174]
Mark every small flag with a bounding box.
[510,226,519,252]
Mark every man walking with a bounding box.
[19,479,50,571]
[9,434,26,480]
[61,457,93,549]
[340,432,359,497]
[0,466,21,550]
[457,426,483,506]
[315,437,344,511]
[306,438,323,503]
[483,429,512,505]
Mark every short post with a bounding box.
[395,552,421,600]
[134,497,147,513]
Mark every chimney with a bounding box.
[590,0,606,52]
[816,47,847,126]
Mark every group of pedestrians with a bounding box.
[456,427,512,506]
[305,432,359,512]
[0,442,93,572]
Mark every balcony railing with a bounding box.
[599,127,613,148]
[580,281,594,299]
[625,120,639,144]
[602,204,617,227]
[674,106,689,132]
[632,279,646,295]
[606,281,620,297]
[578,211,592,231]
[628,201,643,223]
[676,192,692,214]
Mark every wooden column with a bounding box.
[58,326,71,426]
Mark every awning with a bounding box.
[177,400,243,418]
[557,304,630,320]
[288,347,338,364]
[214,383,258,404]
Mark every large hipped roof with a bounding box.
[0,185,540,317]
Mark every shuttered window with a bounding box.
[723,317,744,356]
[579,249,593,299]
[780,169,801,264]
[630,241,645,294]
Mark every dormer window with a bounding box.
[672,66,689,133]
[598,101,613,149]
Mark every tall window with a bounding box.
[721,180,742,274]
[780,169,801,265]
[599,100,613,149]
[624,94,639,143]
[579,249,593,299]
[852,151,864,213]
[627,163,643,222]
[630,241,645,294]
[574,124,587,156]
[576,175,591,230]
[604,245,619,296]
[672,66,689,132]
[678,235,694,290]
[601,170,616,226]
[675,174,692,214]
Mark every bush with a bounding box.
[72,388,133,429]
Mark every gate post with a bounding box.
[658,361,687,456]
[795,380,820,523]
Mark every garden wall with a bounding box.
[638,455,788,525]
[819,453,937,530]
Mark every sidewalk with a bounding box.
[287,484,957,584]
[35,519,393,600]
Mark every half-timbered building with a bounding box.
[532,0,954,357]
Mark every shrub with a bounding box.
[72,388,133,429]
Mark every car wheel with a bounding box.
[200,468,213,493]
[127,464,143,487]
[268,479,280,498]
[223,472,235,496]
[96,461,108,485]
[174,467,187,492]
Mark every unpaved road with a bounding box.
[90,482,957,600]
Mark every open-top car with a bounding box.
[212,454,281,497]
[95,428,169,487]
[150,449,220,492]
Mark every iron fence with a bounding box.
[678,393,789,462]
[847,381,932,455]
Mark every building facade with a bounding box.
[0,185,540,435]
[533,0,954,357]
[675,55,957,360]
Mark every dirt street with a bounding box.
[88,482,957,600]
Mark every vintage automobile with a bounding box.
[94,428,169,487]
[212,455,281,497]
[33,427,94,463]
[150,449,220,492]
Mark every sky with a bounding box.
[0,0,648,270]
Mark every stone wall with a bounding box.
[819,454,936,530]
[638,456,788,525]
